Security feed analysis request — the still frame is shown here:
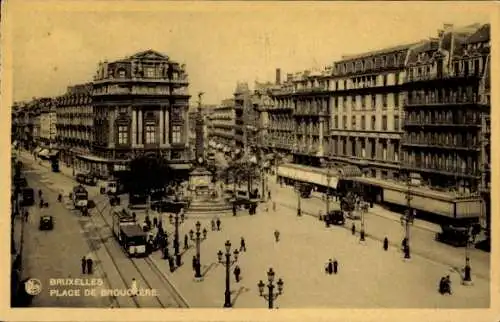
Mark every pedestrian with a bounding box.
[401,238,407,251]
[383,237,389,251]
[326,259,333,275]
[351,223,356,235]
[268,191,271,200]
[168,256,175,272]
[333,259,338,274]
[39,198,44,208]
[211,218,216,230]
[153,217,158,228]
[86,256,94,274]
[240,237,246,252]
[163,245,169,259]
[233,265,241,283]
[445,275,452,294]
[192,256,197,271]
[130,278,138,297]
[81,256,87,274]
[272,201,276,212]
[216,217,221,231]
[274,229,280,242]
[23,209,29,222]
[184,234,189,250]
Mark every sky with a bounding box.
[8,1,492,105]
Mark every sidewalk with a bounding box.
[267,181,490,281]
[139,205,489,308]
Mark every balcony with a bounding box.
[402,162,481,177]
[403,118,481,127]
[293,107,326,116]
[295,85,329,94]
[406,95,479,107]
[405,71,482,83]
[93,75,189,85]
[401,139,480,151]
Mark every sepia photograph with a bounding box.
[2,0,498,320]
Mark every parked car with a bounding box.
[39,215,54,231]
[326,210,345,226]
[435,225,468,247]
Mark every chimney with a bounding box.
[275,68,281,85]
[443,23,453,31]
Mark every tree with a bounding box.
[221,160,259,196]
[129,154,172,195]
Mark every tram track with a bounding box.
[25,167,132,308]
[92,194,190,308]
[23,159,188,308]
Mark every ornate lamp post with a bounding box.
[320,157,334,216]
[294,182,302,216]
[217,240,239,308]
[169,211,183,267]
[401,174,415,259]
[257,268,284,309]
[463,225,473,284]
[194,220,202,279]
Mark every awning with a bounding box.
[48,150,60,158]
[169,164,192,171]
[38,149,50,157]
[339,165,362,178]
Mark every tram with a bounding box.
[72,185,88,209]
[111,208,147,257]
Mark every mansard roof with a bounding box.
[466,23,490,44]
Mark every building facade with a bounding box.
[39,98,57,148]
[207,98,236,152]
[55,83,94,169]
[90,49,191,178]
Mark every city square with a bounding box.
[8,2,493,314]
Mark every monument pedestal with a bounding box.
[189,167,213,196]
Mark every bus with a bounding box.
[72,185,88,209]
[112,209,147,257]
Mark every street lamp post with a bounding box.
[463,225,473,284]
[194,220,202,279]
[401,174,414,259]
[320,157,333,216]
[294,182,302,216]
[257,268,284,309]
[217,240,239,308]
[169,211,183,267]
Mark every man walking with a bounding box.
[333,259,338,274]
[216,217,221,231]
[233,265,241,283]
[240,237,246,252]
[86,256,94,274]
[383,237,389,251]
[81,256,87,274]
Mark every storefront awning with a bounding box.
[48,150,60,158]
[169,164,192,171]
[38,149,50,157]
[339,165,362,178]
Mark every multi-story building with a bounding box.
[55,83,94,168]
[39,98,57,148]
[207,98,236,152]
[401,23,490,223]
[234,82,252,155]
[327,43,418,178]
[90,49,191,178]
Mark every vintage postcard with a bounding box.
[1,1,498,321]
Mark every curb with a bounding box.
[146,256,191,307]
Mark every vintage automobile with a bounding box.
[435,225,469,247]
[39,215,54,231]
[326,210,345,226]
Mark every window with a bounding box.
[395,73,399,85]
[146,67,155,78]
[172,125,182,143]
[334,116,338,129]
[118,69,126,78]
[352,116,357,129]
[382,116,387,131]
[361,96,366,109]
[118,125,128,144]
[371,95,376,109]
[361,115,366,130]
[371,116,376,130]
[343,116,347,129]
[382,94,388,109]
[394,116,399,131]
[394,93,399,108]
[383,74,387,86]
[145,124,156,144]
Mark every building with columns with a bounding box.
[89,49,191,178]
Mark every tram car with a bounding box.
[72,185,88,209]
[112,208,147,257]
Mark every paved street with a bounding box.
[20,167,112,307]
